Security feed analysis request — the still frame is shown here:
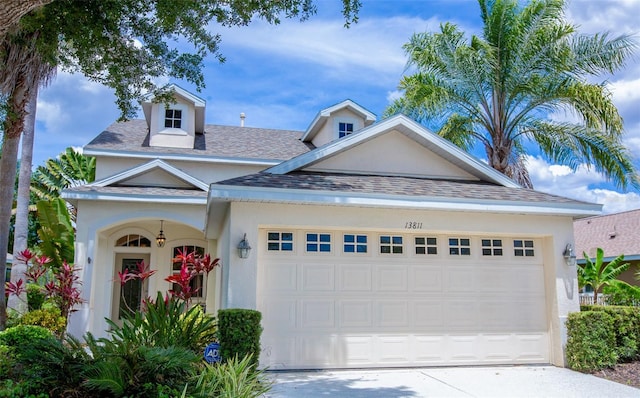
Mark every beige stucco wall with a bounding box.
[311,108,368,147]
[219,201,579,367]
[95,157,267,184]
[67,200,216,339]
[308,130,477,179]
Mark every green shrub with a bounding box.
[580,305,640,362]
[0,324,52,347]
[107,292,217,353]
[0,326,86,397]
[218,309,262,368]
[18,307,67,336]
[26,283,46,311]
[0,345,14,379]
[195,354,271,398]
[603,283,640,306]
[566,311,618,371]
[82,343,198,397]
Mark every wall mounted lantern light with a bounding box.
[563,243,577,267]
[237,233,252,259]
[156,220,167,248]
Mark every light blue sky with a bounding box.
[33,0,640,213]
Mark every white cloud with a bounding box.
[386,90,403,103]
[526,155,640,213]
[217,16,440,87]
[566,0,640,34]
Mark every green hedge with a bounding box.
[566,311,618,372]
[579,305,640,361]
[218,309,262,368]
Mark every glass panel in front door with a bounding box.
[119,258,143,318]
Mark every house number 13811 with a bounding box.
[405,222,423,229]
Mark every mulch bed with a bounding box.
[593,361,640,389]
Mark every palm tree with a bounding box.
[0,30,55,329]
[578,248,629,304]
[31,147,96,222]
[386,0,638,189]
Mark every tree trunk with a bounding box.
[0,0,54,40]
[8,86,38,314]
[0,77,30,330]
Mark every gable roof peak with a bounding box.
[269,113,522,188]
[302,99,376,142]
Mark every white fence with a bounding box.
[579,294,609,306]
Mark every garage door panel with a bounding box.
[342,336,375,365]
[265,263,298,291]
[339,265,372,291]
[377,266,408,291]
[449,335,480,362]
[378,335,411,363]
[377,301,409,327]
[302,264,335,291]
[263,298,297,330]
[476,266,511,292]
[513,299,547,330]
[301,300,335,328]
[262,335,296,368]
[411,266,443,292]
[340,300,373,328]
[413,301,444,328]
[479,301,514,330]
[299,335,339,367]
[413,335,447,363]
[513,334,549,362]
[444,300,479,328]
[518,267,545,293]
[446,267,476,292]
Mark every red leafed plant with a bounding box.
[164,249,220,304]
[116,260,157,314]
[44,261,84,321]
[6,249,84,329]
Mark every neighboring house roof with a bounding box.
[84,120,312,164]
[574,208,640,261]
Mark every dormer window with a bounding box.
[164,109,182,129]
[338,122,354,138]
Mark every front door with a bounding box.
[112,253,150,321]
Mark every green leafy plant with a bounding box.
[17,307,66,337]
[82,343,198,397]
[26,283,45,311]
[0,325,86,396]
[603,281,640,306]
[578,248,630,303]
[566,311,618,371]
[580,305,640,362]
[218,309,262,368]
[108,292,217,353]
[195,354,271,398]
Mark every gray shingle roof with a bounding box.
[85,120,313,160]
[213,171,592,205]
[574,209,640,257]
[65,185,207,198]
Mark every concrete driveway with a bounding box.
[265,366,638,397]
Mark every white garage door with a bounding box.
[258,229,549,369]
